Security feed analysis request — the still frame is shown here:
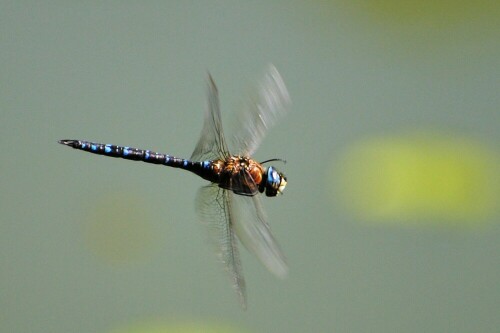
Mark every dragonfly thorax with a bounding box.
[218,156,263,182]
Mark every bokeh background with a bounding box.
[1,1,499,332]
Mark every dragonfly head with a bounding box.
[262,166,287,197]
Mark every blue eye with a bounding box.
[267,167,280,186]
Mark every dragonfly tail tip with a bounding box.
[58,139,77,147]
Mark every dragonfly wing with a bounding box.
[195,184,247,309]
[230,193,288,279]
[232,65,291,156]
[191,74,230,162]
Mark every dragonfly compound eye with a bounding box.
[265,166,286,196]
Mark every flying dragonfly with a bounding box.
[59,65,290,308]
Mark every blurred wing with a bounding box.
[195,184,247,309]
[232,65,291,156]
[231,193,288,279]
[191,74,230,162]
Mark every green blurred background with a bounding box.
[1,1,499,332]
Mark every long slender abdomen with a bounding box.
[58,139,196,168]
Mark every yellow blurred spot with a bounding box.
[330,0,500,53]
[337,0,499,28]
[84,193,155,263]
[108,320,246,333]
[336,133,498,225]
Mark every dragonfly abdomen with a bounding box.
[58,140,204,172]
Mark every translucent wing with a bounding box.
[230,193,288,279]
[232,65,291,156]
[191,74,230,162]
[195,184,247,309]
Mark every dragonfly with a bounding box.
[59,65,290,308]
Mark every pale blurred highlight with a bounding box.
[108,320,247,333]
[336,133,498,225]
[84,193,156,263]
